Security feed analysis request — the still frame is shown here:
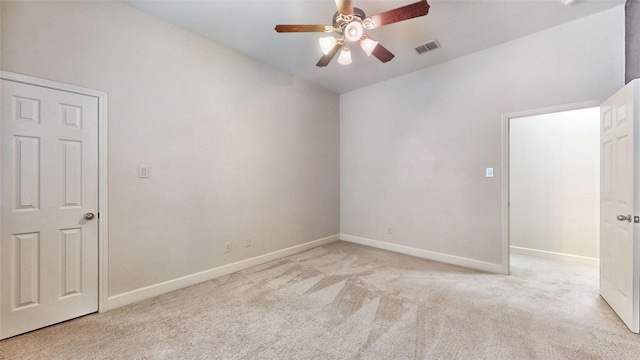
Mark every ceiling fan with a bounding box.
[275,0,430,67]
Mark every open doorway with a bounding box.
[502,102,601,274]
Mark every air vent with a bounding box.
[415,39,441,54]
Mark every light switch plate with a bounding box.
[139,166,150,178]
[486,168,494,177]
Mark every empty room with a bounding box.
[1,0,640,358]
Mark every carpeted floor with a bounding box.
[1,241,639,359]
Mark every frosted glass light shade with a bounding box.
[360,38,379,57]
[319,37,337,55]
[344,22,363,43]
[337,47,352,65]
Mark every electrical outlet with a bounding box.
[139,165,150,178]
[387,227,393,234]
[245,238,251,248]
[225,242,232,253]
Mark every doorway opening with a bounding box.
[502,101,601,274]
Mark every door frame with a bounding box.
[500,99,603,275]
[0,70,109,313]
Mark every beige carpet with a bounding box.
[1,241,639,359]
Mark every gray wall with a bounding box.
[627,0,640,83]
[1,1,340,303]
[340,6,625,270]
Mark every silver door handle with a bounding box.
[616,214,632,222]
[84,213,95,220]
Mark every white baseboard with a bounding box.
[510,246,599,267]
[106,234,340,310]
[340,234,504,274]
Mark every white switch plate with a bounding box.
[486,168,494,177]
[139,166,150,178]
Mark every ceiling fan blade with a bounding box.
[369,0,430,28]
[316,43,342,67]
[372,44,395,63]
[335,0,354,15]
[275,25,328,33]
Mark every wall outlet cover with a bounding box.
[139,165,150,178]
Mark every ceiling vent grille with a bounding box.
[415,39,441,54]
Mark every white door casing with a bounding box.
[501,100,603,275]
[600,79,640,334]
[0,73,108,339]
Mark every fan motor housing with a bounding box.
[332,7,367,35]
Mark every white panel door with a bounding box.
[1,79,99,339]
[600,79,639,333]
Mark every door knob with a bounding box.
[616,214,632,222]
[83,213,95,220]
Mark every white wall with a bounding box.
[509,108,600,263]
[340,6,624,270]
[1,1,340,302]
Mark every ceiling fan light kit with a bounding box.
[344,20,364,42]
[338,46,353,65]
[275,0,431,67]
[319,36,338,55]
[359,36,379,57]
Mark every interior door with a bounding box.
[0,79,99,339]
[600,79,639,333]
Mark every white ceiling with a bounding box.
[123,0,624,94]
